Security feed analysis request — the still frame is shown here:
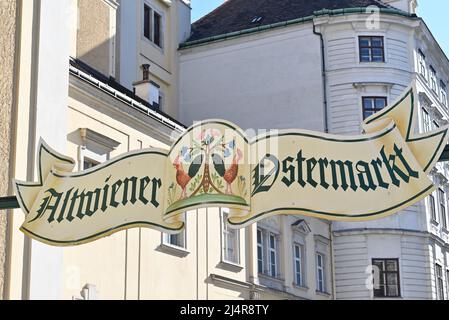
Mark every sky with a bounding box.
[190,0,448,56]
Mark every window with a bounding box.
[433,120,440,130]
[163,230,186,249]
[257,228,280,278]
[441,81,447,107]
[422,108,431,133]
[430,66,437,92]
[268,233,277,277]
[143,3,163,49]
[294,244,304,286]
[359,36,385,62]
[362,97,387,120]
[316,253,326,292]
[221,209,240,264]
[143,4,151,40]
[83,157,99,170]
[257,229,264,274]
[372,259,400,298]
[418,49,427,78]
[439,189,447,229]
[447,269,449,298]
[153,11,162,47]
[436,264,444,300]
[429,193,437,222]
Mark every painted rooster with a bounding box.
[173,154,202,199]
[213,148,243,195]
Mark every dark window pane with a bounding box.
[359,36,384,63]
[144,5,151,40]
[386,260,398,271]
[360,48,371,62]
[359,37,370,47]
[371,37,383,47]
[364,111,375,119]
[154,12,162,47]
[375,98,386,109]
[372,48,384,61]
[363,97,387,120]
[363,97,373,109]
[372,259,400,297]
[387,284,399,296]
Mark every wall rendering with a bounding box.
[0,0,19,300]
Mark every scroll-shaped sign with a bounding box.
[14,87,449,246]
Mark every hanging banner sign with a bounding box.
[14,87,449,246]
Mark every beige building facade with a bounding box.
[1,0,334,300]
[0,0,20,300]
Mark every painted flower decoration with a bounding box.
[228,139,236,150]
[181,146,189,156]
[224,149,231,158]
[199,129,221,145]
[184,153,192,162]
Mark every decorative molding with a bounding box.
[428,105,444,121]
[437,118,449,127]
[79,128,120,155]
[217,261,244,273]
[156,243,190,257]
[419,91,433,108]
[433,172,448,187]
[314,234,330,246]
[160,0,172,7]
[353,82,395,93]
[291,219,312,235]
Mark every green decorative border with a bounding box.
[15,143,183,246]
[228,184,434,226]
[21,220,184,247]
[364,89,449,172]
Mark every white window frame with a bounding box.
[422,107,431,133]
[257,226,281,279]
[257,228,264,274]
[446,269,449,299]
[429,192,438,223]
[439,188,448,230]
[293,243,304,286]
[441,81,447,107]
[163,230,186,249]
[316,253,326,293]
[436,263,444,300]
[268,233,278,278]
[162,214,187,250]
[220,208,240,265]
[418,49,427,79]
[142,1,165,51]
[80,148,107,171]
[430,66,437,93]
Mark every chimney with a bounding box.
[133,64,160,109]
[382,0,418,14]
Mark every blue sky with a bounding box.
[191,0,448,56]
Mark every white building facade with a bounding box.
[179,0,449,300]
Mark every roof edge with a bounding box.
[180,7,416,49]
[69,58,187,132]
